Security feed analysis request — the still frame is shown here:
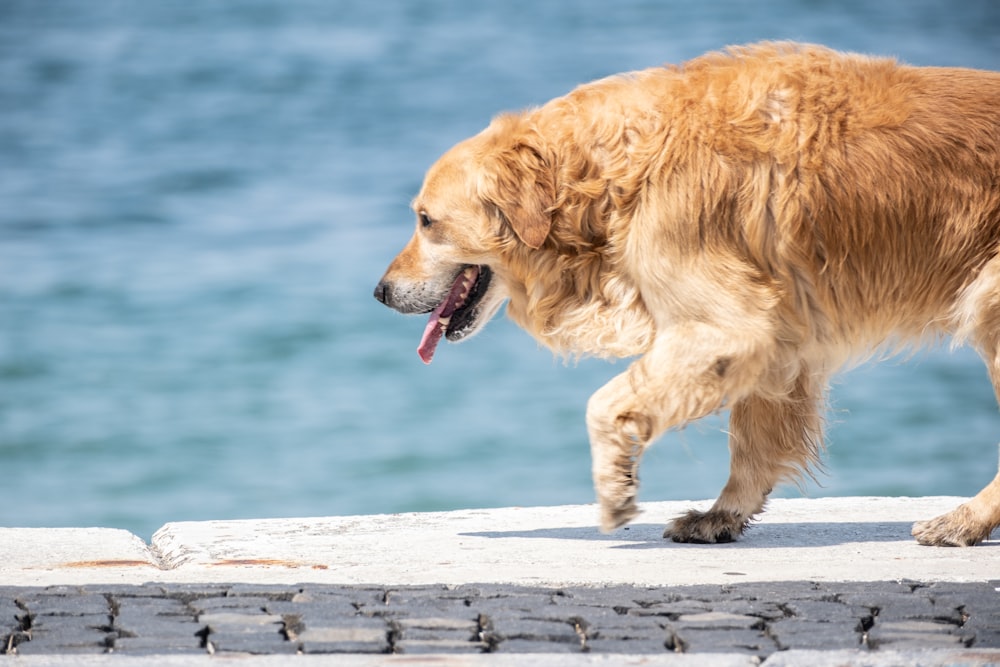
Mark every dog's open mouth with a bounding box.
[417,265,492,364]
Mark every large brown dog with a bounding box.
[375,43,1000,546]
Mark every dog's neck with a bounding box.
[500,239,656,360]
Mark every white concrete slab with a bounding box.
[763,649,1000,666]
[0,527,162,583]
[1,497,996,587]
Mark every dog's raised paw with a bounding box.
[599,495,641,533]
[663,509,747,544]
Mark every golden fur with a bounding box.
[376,42,1000,545]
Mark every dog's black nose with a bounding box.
[373,281,390,306]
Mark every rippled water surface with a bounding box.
[2,0,999,538]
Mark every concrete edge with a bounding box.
[2,497,997,587]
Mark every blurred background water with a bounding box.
[1,0,998,540]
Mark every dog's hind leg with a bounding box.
[912,462,1000,546]
[664,372,825,543]
[913,300,1000,543]
[913,261,1000,546]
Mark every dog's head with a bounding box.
[374,114,556,363]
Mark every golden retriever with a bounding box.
[375,42,1000,546]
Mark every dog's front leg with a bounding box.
[587,325,768,532]
[587,368,660,531]
[664,372,825,542]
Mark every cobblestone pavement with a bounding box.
[2,580,998,658]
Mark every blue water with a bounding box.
[1,1,999,540]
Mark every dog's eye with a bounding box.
[419,211,434,228]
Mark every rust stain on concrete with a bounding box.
[62,560,155,568]
[210,558,328,569]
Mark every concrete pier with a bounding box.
[1,497,998,665]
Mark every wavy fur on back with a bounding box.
[488,42,1000,373]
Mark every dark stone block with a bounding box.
[671,628,774,655]
[767,619,862,650]
[585,637,671,653]
[18,594,110,618]
[494,638,581,653]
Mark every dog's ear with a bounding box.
[483,142,555,249]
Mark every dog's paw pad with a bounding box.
[664,509,745,544]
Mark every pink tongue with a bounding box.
[417,267,478,364]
